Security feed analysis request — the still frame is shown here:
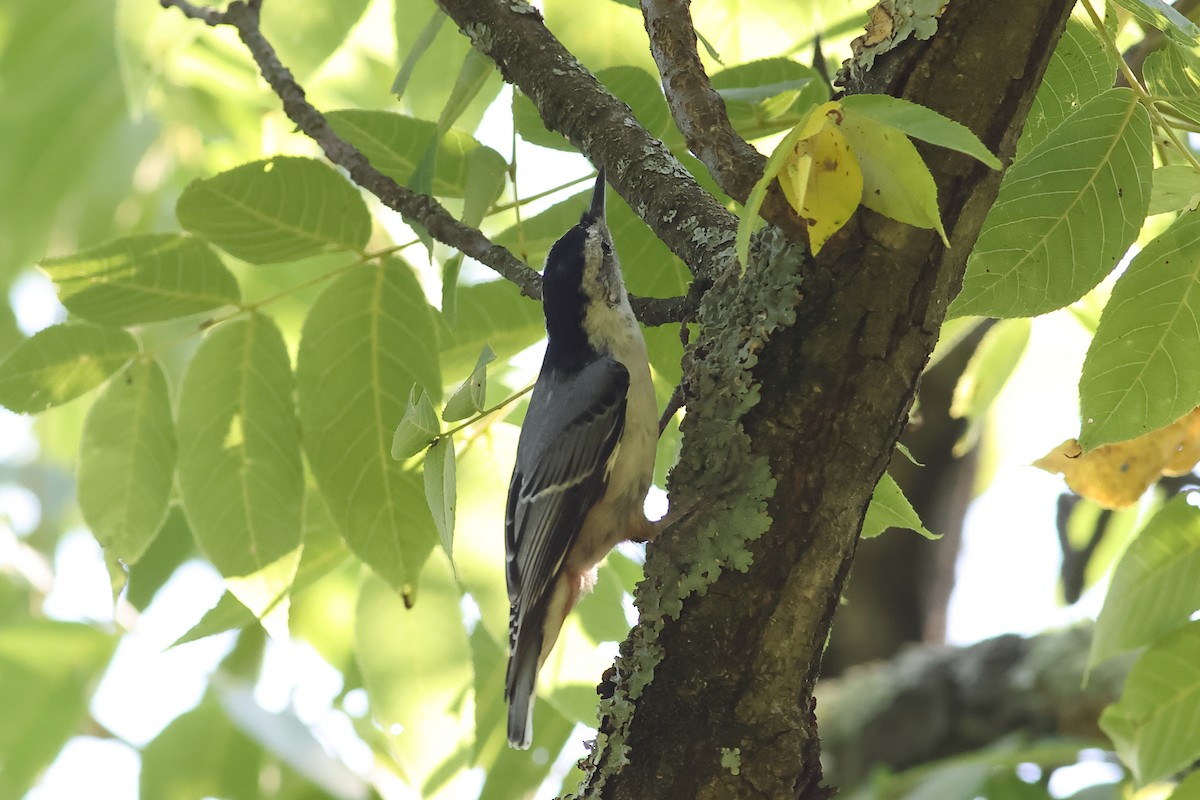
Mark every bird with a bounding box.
[504,167,659,749]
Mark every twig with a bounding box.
[638,0,762,197]
[658,379,686,435]
[1116,0,1200,87]
[434,0,739,283]
[1080,0,1200,175]
[638,0,813,244]
[159,0,691,327]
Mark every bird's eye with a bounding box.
[600,240,612,256]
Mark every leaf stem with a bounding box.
[1080,0,1200,174]
[144,246,413,360]
[439,381,534,439]
[489,173,595,214]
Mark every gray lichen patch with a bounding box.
[571,227,805,796]
[841,0,949,85]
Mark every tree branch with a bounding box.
[434,0,741,282]
[158,0,689,327]
[638,0,761,193]
[582,1,1078,796]
[818,626,1129,790]
[638,0,803,239]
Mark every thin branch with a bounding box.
[158,0,690,326]
[162,0,542,297]
[637,3,752,194]
[638,0,808,243]
[1080,0,1200,174]
[818,626,1128,791]
[1116,0,1200,87]
[435,0,741,282]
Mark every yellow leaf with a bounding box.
[1034,407,1200,508]
[779,150,813,213]
[735,101,839,273]
[777,112,863,254]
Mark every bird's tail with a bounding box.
[506,620,540,749]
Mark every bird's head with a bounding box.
[541,168,628,369]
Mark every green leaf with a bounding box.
[173,592,256,648]
[176,314,304,630]
[736,110,819,270]
[1109,0,1200,49]
[78,358,175,567]
[392,2,502,132]
[862,471,936,539]
[297,260,441,601]
[0,323,138,413]
[260,0,370,78]
[423,435,457,560]
[1169,769,1200,799]
[140,694,262,800]
[711,58,830,140]
[840,94,1001,170]
[327,110,508,199]
[177,156,372,264]
[1079,208,1200,449]
[392,387,442,460]
[513,90,572,151]
[839,108,948,242]
[392,10,444,97]
[438,280,542,378]
[1144,43,1200,127]
[0,621,116,799]
[125,505,195,611]
[894,441,923,467]
[949,318,1030,456]
[39,234,240,325]
[1101,619,1200,785]
[950,89,1152,319]
[356,560,470,793]
[1017,19,1116,159]
[1090,494,1200,669]
[444,148,510,326]
[1148,164,1200,216]
[439,48,498,134]
[444,344,496,422]
[173,491,352,647]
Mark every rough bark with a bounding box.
[163,1,1080,796]
[819,626,1132,790]
[822,328,985,676]
[586,2,1076,798]
[436,0,741,282]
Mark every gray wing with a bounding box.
[505,356,630,634]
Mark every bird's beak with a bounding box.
[589,167,606,223]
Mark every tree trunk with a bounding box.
[577,2,1077,798]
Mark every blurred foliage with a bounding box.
[1,0,1199,798]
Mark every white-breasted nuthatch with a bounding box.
[505,168,659,749]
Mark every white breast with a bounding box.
[568,296,658,568]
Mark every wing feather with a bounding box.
[505,357,629,639]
